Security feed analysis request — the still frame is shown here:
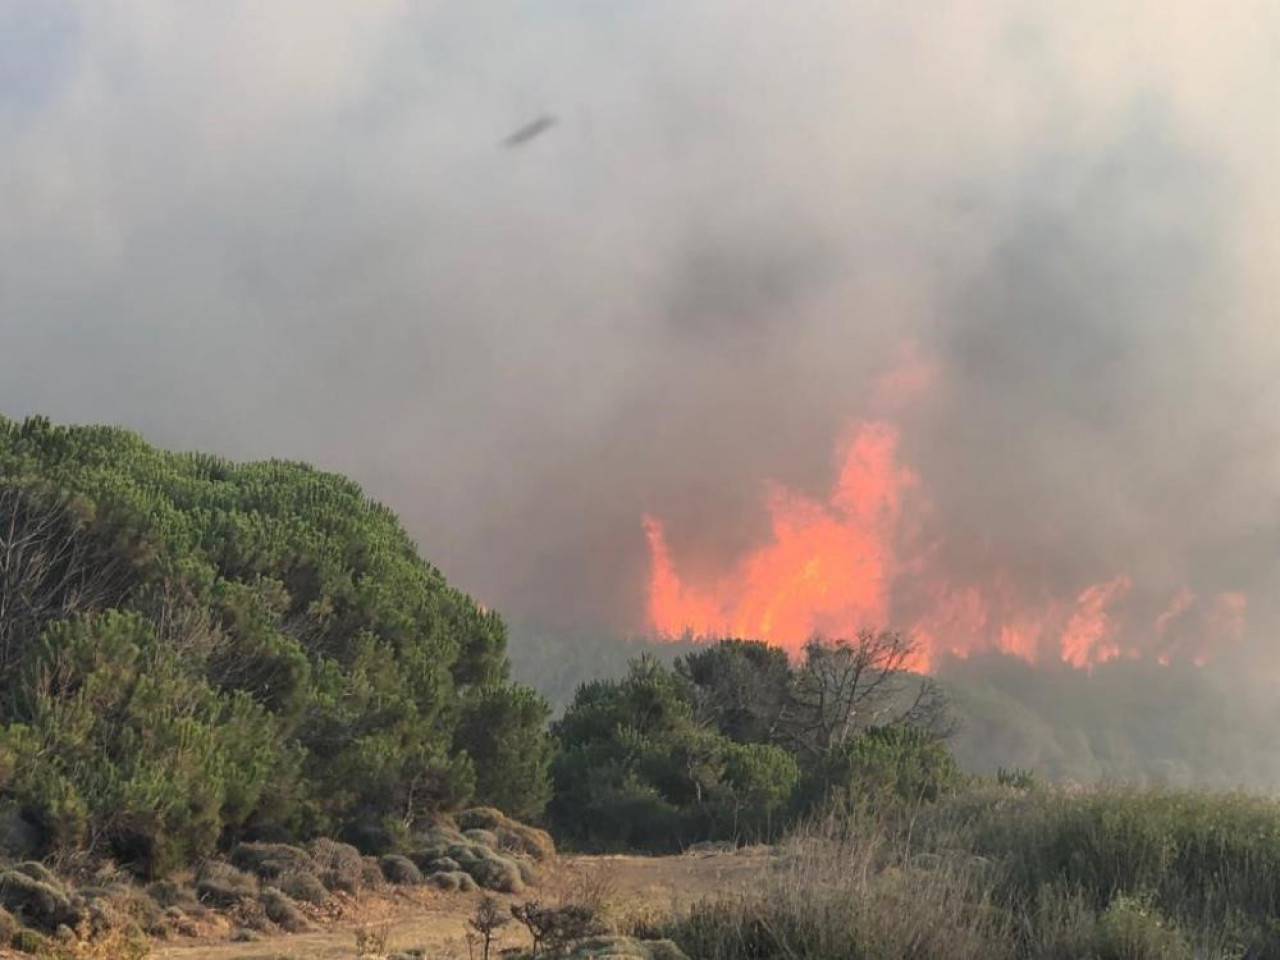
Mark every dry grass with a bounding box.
[639,786,1280,960]
[646,813,1013,960]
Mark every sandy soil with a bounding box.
[150,848,770,960]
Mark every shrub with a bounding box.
[0,906,15,945]
[379,855,422,886]
[495,823,556,862]
[0,420,551,878]
[798,724,962,813]
[565,937,689,960]
[12,862,59,887]
[259,887,309,933]
[454,686,553,822]
[996,767,1038,790]
[0,868,81,932]
[419,856,461,874]
[229,842,313,880]
[277,870,329,905]
[194,862,256,908]
[714,742,800,841]
[450,808,555,860]
[466,855,524,894]
[10,927,49,955]
[0,805,41,860]
[310,838,364,893]
[455,808,504,832]
[511,900,607,956]
[516,860,539,887]
[145,880,201,913]
[361,858,386,889]
[81,883,165,938]
[464,829,500,848]
[427,871,477,893]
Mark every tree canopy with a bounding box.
[0,415,550,875]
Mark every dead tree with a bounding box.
[779,630,954,757]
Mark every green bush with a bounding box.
[0,417,551,877]
[714,742,800,840]
[454,686,553,822]
[798,724,963,813]
[550,641,957,852]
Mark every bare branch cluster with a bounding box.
[0,485,136,681]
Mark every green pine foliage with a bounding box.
[0,415,550,875]
[549,640,956,851]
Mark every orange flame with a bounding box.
[644,422,910,656]
[643,419,1245,672]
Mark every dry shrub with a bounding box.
[511,899,608,956]
[466,854,524,894]
[657,816,1013,960]
[80,882,164,937]
[259,887,309,933]
[146,878,202,914]
[11,926,51,954]
[354,920,392,958]
[414,822,542,894]
[0,867,82,932]
[516,859,539,887]
[464,828,500,847]
[229,842,314,880]
[455,808,504,831]
[29,921,149,960]
[458,807,556,862]
[419,822,467,846]
[0,906,16,945]
[361,857,386,889]
[419,855,461,874]
[427,871,477,893]
[379,854,423,886]
[564,936,689,960]
[195,861,257,908]
[278,869,329,905]
[12,862,60,887]
[310,838,365,894]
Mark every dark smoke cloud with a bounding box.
[2,3,1279,654]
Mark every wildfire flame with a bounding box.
[643,419,1246,671]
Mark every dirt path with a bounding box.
[152,849,769,960]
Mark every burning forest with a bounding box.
[644,415,1248,672]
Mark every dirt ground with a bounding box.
[150,848,770,960]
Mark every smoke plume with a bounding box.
[2,3,1278,668]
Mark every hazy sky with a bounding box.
[3,2,1279,648]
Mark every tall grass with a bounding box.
[645,784,1280,959]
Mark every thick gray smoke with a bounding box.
[2,3,1279,659]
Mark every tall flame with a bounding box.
[643,420,1245,671]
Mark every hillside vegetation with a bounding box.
[649,783,1280,960]
[549,634,956,852]
[509,626,1280,792]
[0,415,551,877]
